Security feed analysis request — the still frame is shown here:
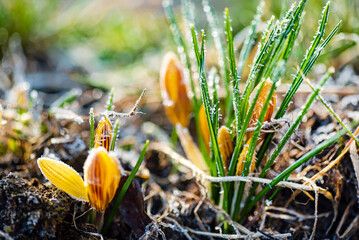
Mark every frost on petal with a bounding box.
[84,147,121,212]
[94,116,113,151]
[37,157,88,202]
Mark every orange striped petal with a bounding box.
[84,147,121,212]
[94,115,113,151]
[218,126,233,174]
[247,79,276,141]
[160,52,191,127]
[37,158,89,202]
[235,143,256,176]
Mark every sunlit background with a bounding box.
[0,0,358,99]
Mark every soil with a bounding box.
[1,62,359,239]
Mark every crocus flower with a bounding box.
[94,116,113,151]
[38,147,121,212]
[160,52,191,128]
[160,52,207,171]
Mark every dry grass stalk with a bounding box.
[176,125,208,171]
[150,143,333,196]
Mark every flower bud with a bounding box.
[94,116,113,151]
[247,79,276,141]
[160,52,191,128]
[199,105,210,152]
[84,147,121,212]
[235,144,256,176]
[218,126,233,174]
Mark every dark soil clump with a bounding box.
[0,173,97,240]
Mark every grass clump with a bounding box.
[161,0,355,228]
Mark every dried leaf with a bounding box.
[117,176,153,238]
[349,142,359,200]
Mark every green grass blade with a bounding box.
[303,73,359,145]
[304,21,342,72]
[275,1,331,119]
[251,1,300,88]
[241,127,348,218]
[209,69,220,136]
[232,79,277,220]
[228,80,267,176]
[203,0,232,125]
[237,0,264,78]
[106,88,115,111]
[256,6,340,171]
[110,119,120,151]
[263,0,306,79]
[182,0,197,30]
[242,68,333,218]
[180,1,210,161]
[49,88,81,111]
[191,26,227,208]
[191,27,224,173]
[238,23,278,127]
[163,0,199,110]
[102,140,149,234]
[89,108,95,150]
[165,0,211,164]
[224,8,241,136]
[262,68,332,178]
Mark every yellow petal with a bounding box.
[37,157,88,202]
[160,52,191,127]
[94,115,113,151]
[218,126,233,174]
[84,147,121,212]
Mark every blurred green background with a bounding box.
[0,0,358,94]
